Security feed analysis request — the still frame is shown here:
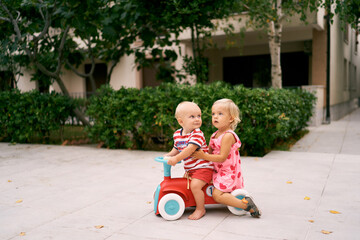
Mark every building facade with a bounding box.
[16,7,360,124]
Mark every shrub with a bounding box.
[0,90,75,143]
[86,82,316,156]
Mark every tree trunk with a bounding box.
[190,24,199,80]
[73,108,90,126]
[107,60,118,84]
[268,0,283,89]
[89,75,97,93]
[1,2,90,126]
[54,76,90,126]
[268,19,282,89]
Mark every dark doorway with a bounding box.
[223,56,260,87]
[223,52,309,88]
[281,52,309,87]
[85,63,107,97]
[143,62,160,87]
[142,58,174,87]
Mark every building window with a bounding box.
[343,23,349,44]
[355,30,359,54]
[354,66,357,91]
[350,64,357,99]
[343,59,348,91]
[223,51,309,88]
[351,64,356,89]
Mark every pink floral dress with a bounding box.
[210,130,244,192]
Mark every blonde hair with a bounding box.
[175,101,200,119]
[213,98,241,130]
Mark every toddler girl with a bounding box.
[193,98,261,217]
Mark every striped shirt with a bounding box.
[173,128,213,171]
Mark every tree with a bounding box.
[0,0,140,125]
[168,0,235,83]
[331,0,360,31]
[129,0,235,84]
[235,0,319,88]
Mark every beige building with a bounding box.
[16,7,360,125]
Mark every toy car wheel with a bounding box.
[227,189,249,216]
[158,193,185,220]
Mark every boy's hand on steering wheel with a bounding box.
[166,157,177,166]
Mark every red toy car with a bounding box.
[153,156,249,220]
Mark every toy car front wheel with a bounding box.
[158,193,185,220]
[227,189,249,216]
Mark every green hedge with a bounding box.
[0,90,74,143]
[86,82,316,156]
[0,83,315,156]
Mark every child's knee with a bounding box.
[212,191,221,202]
[190,179,206,191]
[212,188,226,202]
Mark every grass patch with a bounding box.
[58,125,88,140]
[25,125,90,145]
[51,125,90,145]
[272,129,309,151]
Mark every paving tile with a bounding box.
[1,108,360,240]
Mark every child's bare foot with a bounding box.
[188,209,206,220]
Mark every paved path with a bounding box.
[291,107,360,155]
[0,108,359,240]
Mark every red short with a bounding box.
[188,168,213,184]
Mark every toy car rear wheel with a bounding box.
[158,193,185,220]
[227,189,249,216]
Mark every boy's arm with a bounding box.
[167,144,198,166]
[165,147,179,157]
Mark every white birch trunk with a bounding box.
[268,1,283,89]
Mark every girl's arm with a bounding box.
[208,145,213,154]
[192,133,235,163]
